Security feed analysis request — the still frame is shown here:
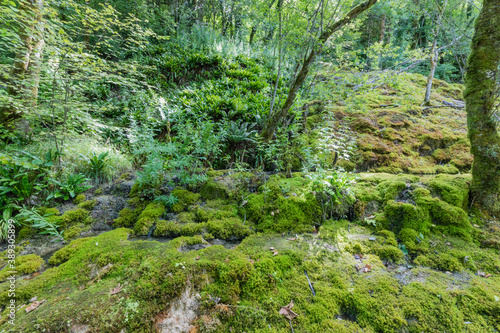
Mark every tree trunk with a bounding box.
[423,36,438,105]
[261,0,379,141]
[464,0,500,217]
[379,14,386,43]
[0,0,44,126]
[249,26,257,44]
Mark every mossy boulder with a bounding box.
[62,208,91,227]
[171,187,200,213]
[206,217,251,240]
[77,200,97,210]
[113,207,141,228]
[200,179,230,200]
[133,202,165,235]
[384,200,431,235]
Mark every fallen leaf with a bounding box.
[29,296,37,303]
[273,251,279,256]
[26,299,45,313]
[445,242,451,246]
[356,264,371,272]
[195,256,200,260]
[485,274,493,278]
[279,300,299,321]
[269,247,275,250]
[110,283,123,295]
[248,259,255,264]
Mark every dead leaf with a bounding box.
[273,251,279,256]
[195,256,200,260]
[248,259,255,264]
[485,274,493,278]
[445,242,451,246]
[356,264,371,272]
[478,271,486,277]
[279,300,299,321]
[29,296,37,303]
[269,247,275,250]
[26,299,45,313]
[110,283,123,295]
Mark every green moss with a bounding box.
[414,253,463,272]
[113,207,141,228]
[206,217,251,240]
[17,226,36,240]
[206,170,227,177]
[133,202,165,235]
[384,200,431,234]
[373,245,404,262]
[40,207,61,216]
[171,187,200,213]
[428,174,470,209]
[73,194,86,204]
[0,254,43,282]
[153,220,180,237]
[78,200,97,210]
[48,237,90,266]
[180,223,204,236]
[377,179,408,201]
[64,224,83,240]
[62,208,90,227]
[177,212,195,223]
[200,179,229,200]
[94,188,103,195]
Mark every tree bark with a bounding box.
[261,0,379,141]
[464,0,500,217]
[379,14,386,43]
[0,0,44,126]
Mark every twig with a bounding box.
[289,319,295,333]
[304,270,316,296]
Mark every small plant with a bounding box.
[48,174,92,201]
[0,207,21,241]
[17,207,64,240]
[154,194,179,210]
[80,152,111,185]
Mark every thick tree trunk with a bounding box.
[261,0,379,141]
[464,0,500,217]
[0,0,44,126]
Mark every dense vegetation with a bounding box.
[0,0,499,332]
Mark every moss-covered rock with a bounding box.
[73,194,86,205]
[133,202,165,235]
[171,187,200,213]
[206,217,251,240]
[62,208,90,227]
[200,179,230,200]
[77,199,97,210]
[113,207,141,228]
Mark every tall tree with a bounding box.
[261,0,379,141]
[464,0,500,216]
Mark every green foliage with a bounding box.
[154,195,179,210]
[17,207,64,240]
[80,152,111,185]
[48,174,91,201]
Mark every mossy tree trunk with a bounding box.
[464,0,500,217]
[0,0,44,127]
[261,0,379,141]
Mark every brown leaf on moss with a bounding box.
[26,299,45,313]
[279,300,299,321]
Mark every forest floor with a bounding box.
[1,72,499,333]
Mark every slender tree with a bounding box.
[464,0,500,216]
[261,0,379,141]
